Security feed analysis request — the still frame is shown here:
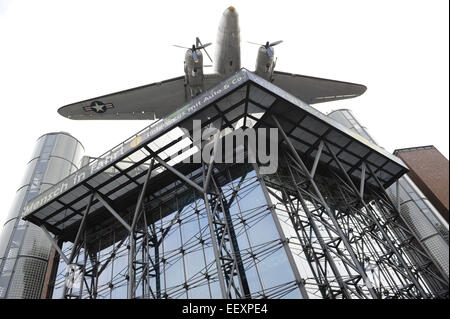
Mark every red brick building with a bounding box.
[394,146,449,222]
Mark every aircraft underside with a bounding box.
[57,6,367,120]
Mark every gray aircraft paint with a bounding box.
[57,6,367,121]
[214,7,241,77]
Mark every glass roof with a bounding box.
[22,69,408,239]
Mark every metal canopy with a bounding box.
[22,68,408,241]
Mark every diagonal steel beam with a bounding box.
[324,141,428,298]
[282,154,351,298]
[131,159,155,230]
[95,192,132,232]
[360,162,366,198]
[202,164,228,299]
[146,146,204,194]
[68,193,94,264]
[128,159,155,299]
[252,162,309,299]
[204,128,222,193]
[40,225,69,265]
[366,163,449,287]
[271,114,379,299]
[211,175,251,298]
[310,140,324,179]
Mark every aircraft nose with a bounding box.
[224,6,238,16]
[219,6,239,33]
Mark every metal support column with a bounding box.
[252,162,309,299]
[128,159,154,299]
[271,114,379,299]
[324,141,429,298]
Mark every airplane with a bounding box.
[58,6,367,120]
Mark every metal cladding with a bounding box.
[0,133,84,299]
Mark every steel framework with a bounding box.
[42,117,447,299]
[21,69,447,299]
[264,116,448,298]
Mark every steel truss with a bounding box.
[40,114,448,299]
[261,115,448,298]
[44,159,307,298]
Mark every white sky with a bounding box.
[0,0,448,227]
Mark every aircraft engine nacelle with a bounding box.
[184,49,204,96]
[255,46,276,80]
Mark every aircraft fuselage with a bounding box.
[57,6,368,120]
[184,6,241,97]
[214,6,241,77]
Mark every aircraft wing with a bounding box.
[271,71,367,104]
[57,76,187,120]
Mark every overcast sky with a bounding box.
[0,0,448,227]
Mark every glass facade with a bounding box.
[48,149,448,299]
[0,133,84,298]
[51,164,303,299]
[12,72,447,299]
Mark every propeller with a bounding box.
[248,40,283,58]
[196,37,213,63]
[173,37,213,63]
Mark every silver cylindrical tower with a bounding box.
[328,109,449,281]
[0,132,84,299]
[328,109,377,145]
